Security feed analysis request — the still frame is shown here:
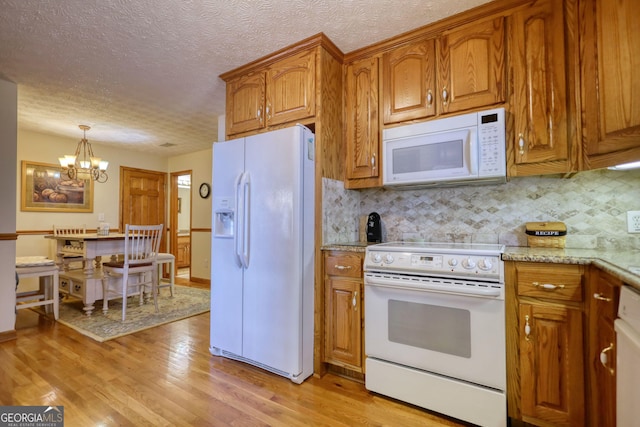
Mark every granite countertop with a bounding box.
[321,241,372,252]
[322,242,640,288]
[503,246,640,289]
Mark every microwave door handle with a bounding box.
[468,130,478,175]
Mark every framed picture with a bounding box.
[21,161,93,212]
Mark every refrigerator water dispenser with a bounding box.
[214,210,234,237]
[214,197,234,238]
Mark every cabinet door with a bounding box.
[266,49,316,126]
[582,0,640,169]
[382,38,436,124]
[177,237,190,268]
[588,269,620,427]
[226,72,266,136]
[325,276,362,369]
[345,56,380,185]
[509,0,573,174]
[437,17,505,114]
[520,302,585,427]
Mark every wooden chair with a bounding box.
[53,224,88,271]
[101,224,164,321]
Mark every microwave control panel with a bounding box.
[477,108,506,177]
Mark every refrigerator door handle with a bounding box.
[242,173,251,268]
[234,172,245,267]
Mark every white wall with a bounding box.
[0,79,18,335]
[16,129,168,259]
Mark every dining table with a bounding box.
[45,232,126,315]
[46,232,125,276]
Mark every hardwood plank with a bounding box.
[3,286,469,427]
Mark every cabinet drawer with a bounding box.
[516,263,584,302]
[59,277,71,294]
[69,279,84,297]
[325,254,363,278]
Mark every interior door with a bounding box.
[120,166,167,252]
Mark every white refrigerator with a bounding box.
[209,124,315,384]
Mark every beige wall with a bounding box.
[1,79,18,334]
[16,129,169,260]
[3,106,215,334]
[168,147,213,281]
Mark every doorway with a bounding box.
[170,171,192,280]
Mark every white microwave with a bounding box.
[382,107,506,188]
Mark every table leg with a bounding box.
[83,257,96,276]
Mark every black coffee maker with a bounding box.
[366,212,382,243]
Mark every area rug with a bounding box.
[57,285,210,342]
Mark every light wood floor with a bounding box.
[2,283,469,427]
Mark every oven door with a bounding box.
[364,273,505,390]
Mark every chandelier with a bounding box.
[59,125,109,183]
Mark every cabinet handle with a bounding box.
[352,291,358,311]
[593,293,612,302]
[600,343,615,375]
[532,281,565,290]
[426,89,433,106]
[371,154,376,170]
[441,86,449,105]
[334,265,352,271]
[74,284,82,292]
[266,103,271,119]
[518,133,525,155]
[257,107,263,123]
[524,315,531,341]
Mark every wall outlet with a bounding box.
[98,213,105,222]
[627,211,640,233]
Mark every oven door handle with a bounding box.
[365,276,502,298]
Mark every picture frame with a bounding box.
[21,160,94,212]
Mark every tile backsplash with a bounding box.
[323,168,640,250]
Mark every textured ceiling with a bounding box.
[0,0,491,157]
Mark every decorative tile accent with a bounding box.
[323,169,640,250]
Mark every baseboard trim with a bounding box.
[188,276,210,285]
[0,329,17,343]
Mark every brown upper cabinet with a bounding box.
[507,0,579,176]
[382,17,505,125]
[438,17,506,115]
[225,72,266,135]
[580,0,640,169]
[266,50,316,127]
[382,38,436,123]
[344,56,381,188]
[224,49,317,137]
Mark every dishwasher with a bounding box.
[615,285,640,425]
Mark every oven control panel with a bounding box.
[365,250,503,280]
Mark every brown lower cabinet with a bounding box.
[176,235,190,268]
[506,261,586,426]
[587,267,621,427]
[507,261,623,427]
[323,250,364,375]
